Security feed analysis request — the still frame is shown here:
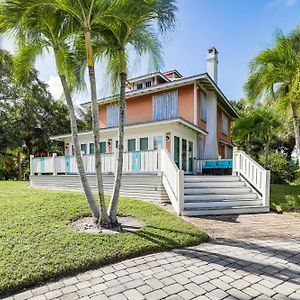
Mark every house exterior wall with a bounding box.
[98,85,197,128]
[217,105,232,144]
[99,104,107,128]
[197,88,207,131]
[126,95,152,125]
[178,85,194,124]
[62,121,202,173]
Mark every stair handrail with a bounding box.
[160,148,184,215]
[232,148,270,207]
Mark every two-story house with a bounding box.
[54,48,238,173]
[30,48,270,216]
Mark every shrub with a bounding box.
[260,152,296,184]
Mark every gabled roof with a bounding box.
[127,72,170,83]
[81,73,239,119]
[163,69,183,78]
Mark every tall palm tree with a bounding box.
[52,0,122,226]
[91,0,177,227]
[245,28,300,168]
[0,2,101,223]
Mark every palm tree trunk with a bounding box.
[85,30,109,226]
[264,135,269,169]
[108,49,127,226]
[59,74,100,223]
[291,102,300,168]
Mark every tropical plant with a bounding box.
[0,49,72,179]
[0,2,101,223]
[232,105,281,168]
[51,0,122,226]
[88,0,177,227]
[57,0,177,227]
[245,27,300,168]
[259,152,296,183]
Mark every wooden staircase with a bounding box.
[182,175,269,216]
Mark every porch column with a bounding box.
[204,91,219,159]
[30,155,34,176]
[52,153,57,176]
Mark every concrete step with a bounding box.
[184,199,263,209]
[184,176,240,183]
[185,193,258,202]
[184,181,246,188]
[184,187,252,195]
[182,206,270,216]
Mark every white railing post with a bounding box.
[52,153,57,176]
[177,170,185,215]
[262,170,271,207]
[30,155,34,176]
[158,149,162,175]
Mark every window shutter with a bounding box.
[107,104,120,128]
[153,91,178,121]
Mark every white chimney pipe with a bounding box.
[207,48,218,84]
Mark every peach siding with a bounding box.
[178,85,194,124]
[126,95,152,125]
[197,88,207,131]
[217,105,231,144]
[99,104,107,128]
[98,85,197,128]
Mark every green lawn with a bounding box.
[270,183,300,213]
[0,181,208,296]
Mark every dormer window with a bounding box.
[137,83,143,89]
[145,81,152,88]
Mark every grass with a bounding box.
[270,183,300,213]
[0,181,208,296]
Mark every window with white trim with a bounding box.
[222,112,229,136]
[107,103,120,128]
[153,91,178,121]
[201,92,207,122]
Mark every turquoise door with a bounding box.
[40,157,45,173]
[132,152,141,172]
[65,156,71,173]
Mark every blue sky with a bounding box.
[2,0,300,102]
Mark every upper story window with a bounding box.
[201,92,207,122]
[137,83,143,89]
[107,103,120,128]
[153,91,178,121]
[222,112,229,136]
[145,81,152,88]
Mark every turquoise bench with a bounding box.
[202,160,232,175]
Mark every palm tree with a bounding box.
[90,0,177,227]
[52,0,122,226]
[0,3,101,223]
[245,28,300,168]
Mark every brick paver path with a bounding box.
[4,213,300,300]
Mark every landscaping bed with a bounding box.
[0,181,208,296]
[271,183,300,213]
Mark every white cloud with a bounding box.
[46,75,63,100]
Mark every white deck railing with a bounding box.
[30,150,159,175]
[160,148,184,215]
[232,148,271,207]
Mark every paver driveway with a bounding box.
[5,213,300,300]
